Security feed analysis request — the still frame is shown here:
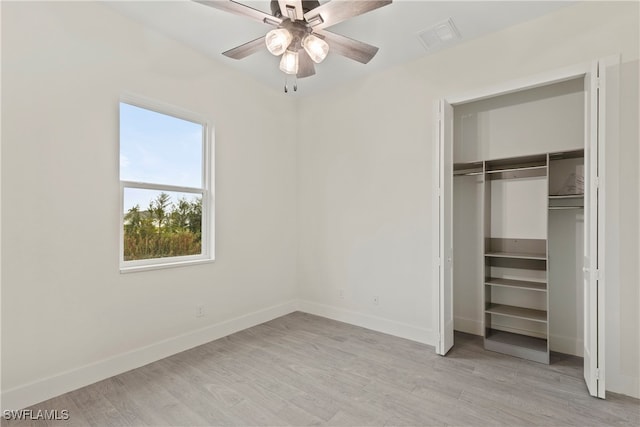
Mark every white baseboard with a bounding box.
[297,300,436,346]
[606,372,640,399]
[8,298,624,412]
[549,333,584,357]
[1,300,298,411]
[454,316,483,336]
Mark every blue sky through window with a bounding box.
[120,102,203,211]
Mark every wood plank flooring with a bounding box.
[4,312,639,426]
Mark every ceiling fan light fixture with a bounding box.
[265,28,293,56]
[196,0,394,89]
[279,49,299,74]
[302,34,329,64]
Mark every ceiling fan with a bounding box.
[194,0,392,90]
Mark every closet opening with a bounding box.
[451,77,587,366]
[437,58,616,398]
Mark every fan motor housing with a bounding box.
[270,0,321,18]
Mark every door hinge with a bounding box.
[595,369,601,380]
[436,257,441,266]
[594,176,600,189]
[595,77,601,89]
[595,269,602,281]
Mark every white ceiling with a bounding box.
[105,0,574,95]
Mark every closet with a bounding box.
[437,58,614,398]
[450,78,586,364]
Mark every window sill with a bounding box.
[120,257,215,274]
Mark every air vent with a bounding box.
[417,18,461,51]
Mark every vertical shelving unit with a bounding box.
[483,154,550,364]
[453,150,585,365]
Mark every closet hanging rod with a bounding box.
[549,194,584,199]
[485,165,547,174]
[453,171,483,176]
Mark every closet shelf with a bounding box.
[485,251,546,261]
[485,154,547,171]
[549,149,585,161]
[484,278,547,292]
[454,162,483,177]
[485,303,547,323]
[549,193,584,210]
[485,329,548,361]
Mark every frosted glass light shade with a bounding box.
[302,34,329,63]
[265,28,293,56]
[279,50,299,74]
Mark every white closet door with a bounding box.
[583,59,607,398]
[438,99,454,355]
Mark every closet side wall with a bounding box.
[453,175,484,334]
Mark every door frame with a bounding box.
[433,58,614,397]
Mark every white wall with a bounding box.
[453,78,585,163]
[1,1,298,409]
[297,1,639,397]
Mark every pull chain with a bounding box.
[283,75,299,93]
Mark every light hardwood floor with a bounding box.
[4,312,639,426]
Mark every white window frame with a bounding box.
[119,94,214,273]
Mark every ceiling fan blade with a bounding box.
[193,0,282,26]
[277,0,304,20]
[222,36,265,60]
[297,50,316,78]
[315,30,379,64]
[304,0,392,30]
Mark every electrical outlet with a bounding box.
[338,288,345,299]
[373,295,379,305]
[196,305,205,318]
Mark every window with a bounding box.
[119,96,213,272]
